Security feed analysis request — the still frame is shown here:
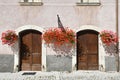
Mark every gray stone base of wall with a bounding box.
[46,56,120,72]
[0,54,14,72]
[0,71,120,80]
[46,55,72,72]
[105,56,120,71]
[0,54,120,72]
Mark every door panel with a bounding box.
[19,30,42,71]
[32,64,41,71]
[78,54,87,62]
[78,62,87,70]
[21,63,31,71]
[77,30,98,70]
[32,53,41,64]
[88,55,98,64]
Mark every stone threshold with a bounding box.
[0,71,120,80]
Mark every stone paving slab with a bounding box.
[0,71,120,80]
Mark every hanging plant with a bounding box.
[100,30,118,46]
[1,30,18,46]
[43,27,75,47]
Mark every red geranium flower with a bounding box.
[43,27,75,47]
[100,30,118,46]
[1,30,18,46]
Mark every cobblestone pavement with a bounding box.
[0,71,120,80]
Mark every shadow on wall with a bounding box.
[103,43,117,55]
[50,44,75,56]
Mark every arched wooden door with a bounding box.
[19,30,42,71]
[77,30,98,70]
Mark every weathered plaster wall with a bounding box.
[0,0,117,32]
[0,0,118,53]
[0,0,119,72]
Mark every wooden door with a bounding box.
[77,30,98,70]
[19,30,42,71]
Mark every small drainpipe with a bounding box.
[116,0,119,72]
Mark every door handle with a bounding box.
[27,52,31,56]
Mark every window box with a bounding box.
[19,0,43,6]
[76,0,101,6]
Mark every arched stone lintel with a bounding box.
[15,25,44,35]
[76,25,101,33]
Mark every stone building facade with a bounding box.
[0,0,119,72]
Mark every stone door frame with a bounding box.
[72,25,106,71]
[13,25,46,72]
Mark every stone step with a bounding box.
[0,71,120,80]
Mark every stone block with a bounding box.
[0,54,14,72]
[46,55,72,72]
